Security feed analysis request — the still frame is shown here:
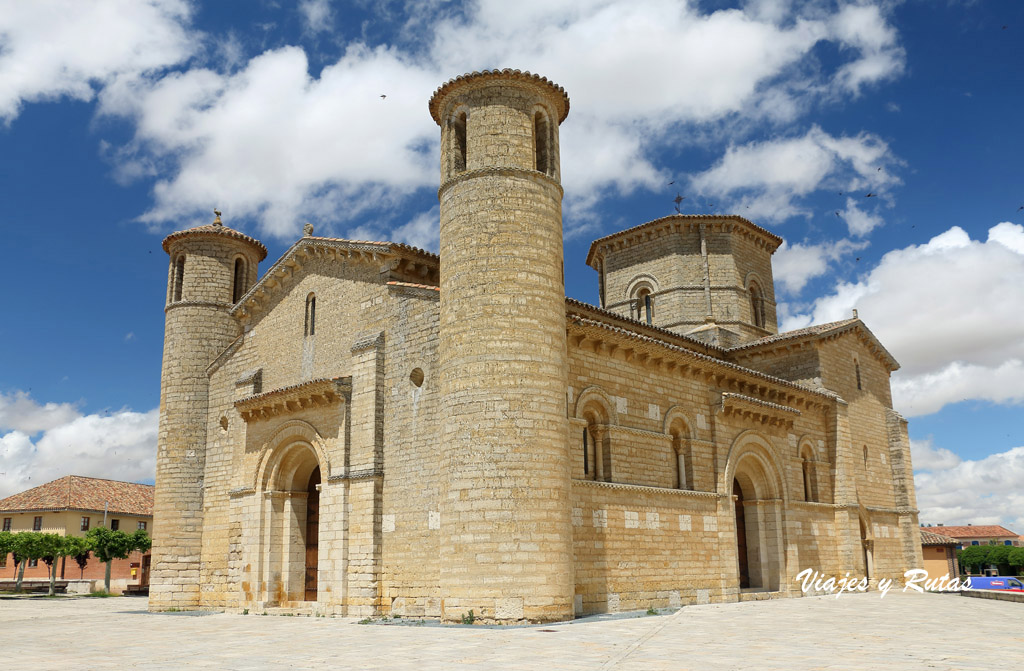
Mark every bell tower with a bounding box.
[430,70,574,623]
[150,212,266,610]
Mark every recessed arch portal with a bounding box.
[727,435,786,592]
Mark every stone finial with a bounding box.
[303,222,314,237]
[213,209,223,226]
[852,308,859,319]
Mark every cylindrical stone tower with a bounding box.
[429,70,573,623]
[150,213,265,610]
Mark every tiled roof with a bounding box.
[728,317,901,372]
[162,221,268,260]
[585,214,783,267]
[924,525,1019,539]
[919,529,958,546]
[0,475,153,517]
[429,69,570,124]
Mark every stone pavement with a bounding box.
[2,591,1020,670]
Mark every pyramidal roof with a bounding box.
[0,475,154,517]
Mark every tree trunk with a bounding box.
[15,559,26,593]
[104,560,112,593]
[48,561,57,597]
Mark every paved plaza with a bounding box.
[2,590,1020,670]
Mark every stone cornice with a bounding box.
[165,300,234,313]
[573,479,722,499]
[438,166,563,200]
[429,69,570,125]
[566,312,836,415]
[719,392,800,429]
[728,318,899,373]
[235,377,351,422]
[326,467,383,483]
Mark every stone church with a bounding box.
[150,70,923,622]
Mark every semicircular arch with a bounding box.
[252,419,330,492]
[574,386,617,425]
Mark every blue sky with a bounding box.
[0,0,1022,530]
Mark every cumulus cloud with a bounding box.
[0,0,195,123]
[688,126,899,223]
[784,223,1024,416]
[910,438,962,472]
[914,445,1024,532]
[0,390,80,435]
[773,237,869,294]
[0,393,157,500]
[49,0,904,238]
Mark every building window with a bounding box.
[304,293,316,337]
[138,521,147,531]
[81,517,90,532]
[2,517,10,531]
[634,288,653,325]
[33,516,42,531]
[802,455,817,503]
[29,558,38,568]
[749,282,765,328]
[173,255,185,302]
[534,110,551,175]
[863,446,869,468]
[582,428,589,475]
[110,519,120,531]
[1005,540,1013,546]
[971,541,980,546]
[452,111,467,174]
[855,360,862,390]
[232,258,247,303]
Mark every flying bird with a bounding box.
[380,94,387,99]
[1017,205,1023,211]
[835,211,841,217]
[668,181,675,185]
[865,193,876,198]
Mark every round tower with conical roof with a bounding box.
[150,212,266,610]
[429,70,574,623]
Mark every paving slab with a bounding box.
[1,591,1020,670]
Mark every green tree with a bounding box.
[988,545,1013,575]
[1008,547,1024,576]
[10,532,43,593]
[86,527,151,593]
[0,531,14,585]
[958,545,992,574]
[36,533,67,597]
[63,536,93,579]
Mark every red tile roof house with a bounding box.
[0,475,154,594]
[923,525,1022,549]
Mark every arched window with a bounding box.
[801,447,817,502]
[749,282,765,328]
[582,427,589,475]
[635,288,653,325]
[304,293,316,337]
[863,445,869,468]
[173,255,185,302]
[452,111,467,174]
[534,110,551,175]
[232,258,247,303]
[668,417,691,490]
[855,360,862,390]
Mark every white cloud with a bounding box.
[910,438,962,472]
[0,0,195,123]
[785,223,1024,417]
[773,237,868,294]
[0,390,80,435]
[299,0,333,34]
[63,0,907,239]
[0,398,157,500]
[829,4,905,95]
[914,446,1024,532]
[688,126,899,223]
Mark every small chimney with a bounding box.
[967,523,971,526]
[852,308,859,319]
[937,523,943,526]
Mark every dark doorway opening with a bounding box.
[304,466,320,601]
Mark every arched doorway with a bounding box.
[729,441,785,593]
[859,517,873,581]
[258,440,322,606]
[304,466,320,601]
[734,479,749,588]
